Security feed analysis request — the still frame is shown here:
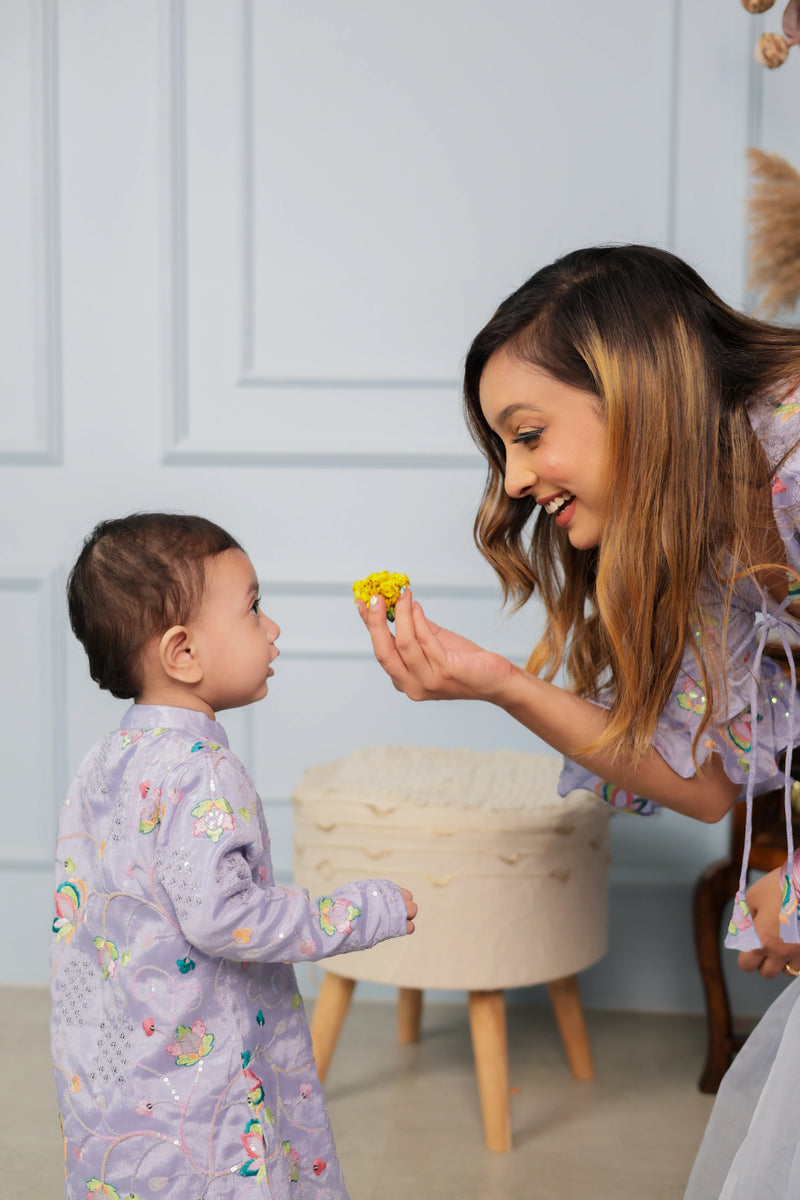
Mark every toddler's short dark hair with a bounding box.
[67,512,243,699]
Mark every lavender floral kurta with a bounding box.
[50,704,408,1200]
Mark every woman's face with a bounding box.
[479,347,609,550]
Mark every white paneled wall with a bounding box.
[2,0,798,1019]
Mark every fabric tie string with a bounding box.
[724,600,799,950]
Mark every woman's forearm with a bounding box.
[496,665,740,823]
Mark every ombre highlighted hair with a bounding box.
[463,244,800,764]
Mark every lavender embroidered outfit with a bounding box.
[560,389,800,908]
[559,385,800,1199]
[50,704,408,1200]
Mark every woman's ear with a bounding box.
[159,625,203,684]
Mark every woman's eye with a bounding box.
[513,429,543,445]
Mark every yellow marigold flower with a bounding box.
[352,571,410,621]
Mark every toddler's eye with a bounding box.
[251,595,262,615]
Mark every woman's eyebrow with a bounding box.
[495,402,541,426]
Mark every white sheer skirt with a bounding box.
[685,977,800,1199]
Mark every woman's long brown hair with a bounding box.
[463,245,800,765]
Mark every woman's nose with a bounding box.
[504,453,537,499]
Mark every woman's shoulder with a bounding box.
[749,379,800,470]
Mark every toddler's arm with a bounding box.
[157,751,415,964]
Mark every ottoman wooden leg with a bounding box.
[310,972,356,1083]
[468,989,512,1153]
[547,974,594,1081]
[397,986,423,1043]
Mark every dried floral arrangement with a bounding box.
[744,0,800,68]
[746,148,800,315]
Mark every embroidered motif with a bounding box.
[282,1140,300,1183]
[165,1020,214,1066]
[52,879,87,944]
[190,740,221,753]
[138,782,164,834]
[593,782,654,814]
[240,1119,268,1181]
[244,1067,265,1112]
[319,896,361,936]
[776,396,800,422]
[85,1182,124,1198]
[191,797,235,842]
[727,893,753,938]
[93,937,120,980]
[675,677,706,716]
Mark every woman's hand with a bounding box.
[356,587,517,703]
[738,866,800,979]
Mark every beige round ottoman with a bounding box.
[292,746,611,1151]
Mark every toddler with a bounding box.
[50,512,417,1200]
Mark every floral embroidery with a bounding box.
[52,879,87,944]
[165,1020,214,1066]
[190,739,221,753]
[727,893,753,938]
[136,1099,154,1118]
[675,677,706,716]
[319,896,361,936]
[142,1017,155,1036]
[780,868,800,932]
[233,928,252,944]
[138,782,164,834]
[244,1067,265,1112]
[313,1158,327,1175]
[93,936,119,980]
[773,475,788,495]
[239,1119,268,1182]
[720,713,760,756]
[85,1182,124,1198]
[119,730,144,750]
[71,1075,81,1093]
[176,956,195,974]
[776,396,800,422]
[594,782,654,814]
[191,797,235,842]
[282,1140,300,1183]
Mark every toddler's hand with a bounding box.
[399,886,417,934]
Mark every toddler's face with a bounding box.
[191,549,280,712]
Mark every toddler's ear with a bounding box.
[159,625,203,684]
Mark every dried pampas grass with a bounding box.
[747,147,800,317]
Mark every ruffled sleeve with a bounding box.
[561,609,796,816]
[557,604,798,816]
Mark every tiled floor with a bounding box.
[11,987,715,1199]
